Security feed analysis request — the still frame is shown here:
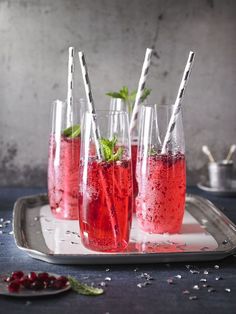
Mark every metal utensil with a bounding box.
[224,144,236,163]
[202,145,215,163]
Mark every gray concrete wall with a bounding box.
[0,0,236,186]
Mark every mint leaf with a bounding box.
[63,124,81,138]
[106,92,123,99]
[106,86,151,113]
[141,88,151,102]
[68,276,104,296]
[110,147,124,162]
[99,136,123,162]
[119,86,129,99]
[149,147,157,156]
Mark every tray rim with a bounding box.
[12,193,236,264]
[197,182,236,196]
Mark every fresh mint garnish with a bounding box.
[68,276,104,296]
[99,136,124,162]
[106,86,151,112]
[63,124,81,138]
[149,147,157,156]
[141,88,151,102]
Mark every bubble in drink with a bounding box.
[79,159,133,252]
[136,152,186,233]
[48,134,80,220]
[131,143,138,212]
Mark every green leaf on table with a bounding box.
[68,276,104,296]
[63,124,81,138]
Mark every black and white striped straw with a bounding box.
[78,51,102,160]
[129,48,153,134]
[161,51,195,154]
[66,47,74,126]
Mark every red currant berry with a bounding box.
[57,276,68,286]
[52,279,65,290]
[20,276,32,289]
[47,276,57,288]
[8,281,20,293]
[28,272,37,282]
[11,271,24,280]
[38,272,49,282]
[30,279,44,290]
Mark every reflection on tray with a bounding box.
[36,205,218,255]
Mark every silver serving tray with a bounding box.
[13,194,236,264]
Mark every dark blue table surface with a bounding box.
[0,187,236,314]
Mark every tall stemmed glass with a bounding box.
[136,104,186,233]
[79,110,133,252]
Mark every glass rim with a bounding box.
[85,109,128,116]
[144,103,175,108]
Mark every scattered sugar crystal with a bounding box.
[215,277,223,281]
[225,288,231,293]
[190,270,200,274]
[200,278,207,282]
[208,288,216,293]
[25,301,32,306]
[175,275,182,279]
[167,278,174,284]
[193,285,200,290]
[182,290,190,294]
[105,277,111,281]
[137,282,151,288]
[189,296,198,300]
[99,282,107,287]
[140,273,153,280]
[105,268,110,272]
[203,270,209,275]
[214,265,220,269]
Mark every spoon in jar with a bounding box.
[224,144,236,163]
[202,145,215,163]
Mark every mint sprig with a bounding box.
[99,136,124,162]
[63,124,81,138]
[106,86,151,112]
[149,147,157,156]
[68,276,104,296]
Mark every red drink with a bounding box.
[131,143,138,212]
[48,134,80,220]
[136,153,186,233]
[79,159,133,252]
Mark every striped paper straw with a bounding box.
[66,47,74,126]
[161,51,195,154]
[129,48,153,134]
[78,51,102,160]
